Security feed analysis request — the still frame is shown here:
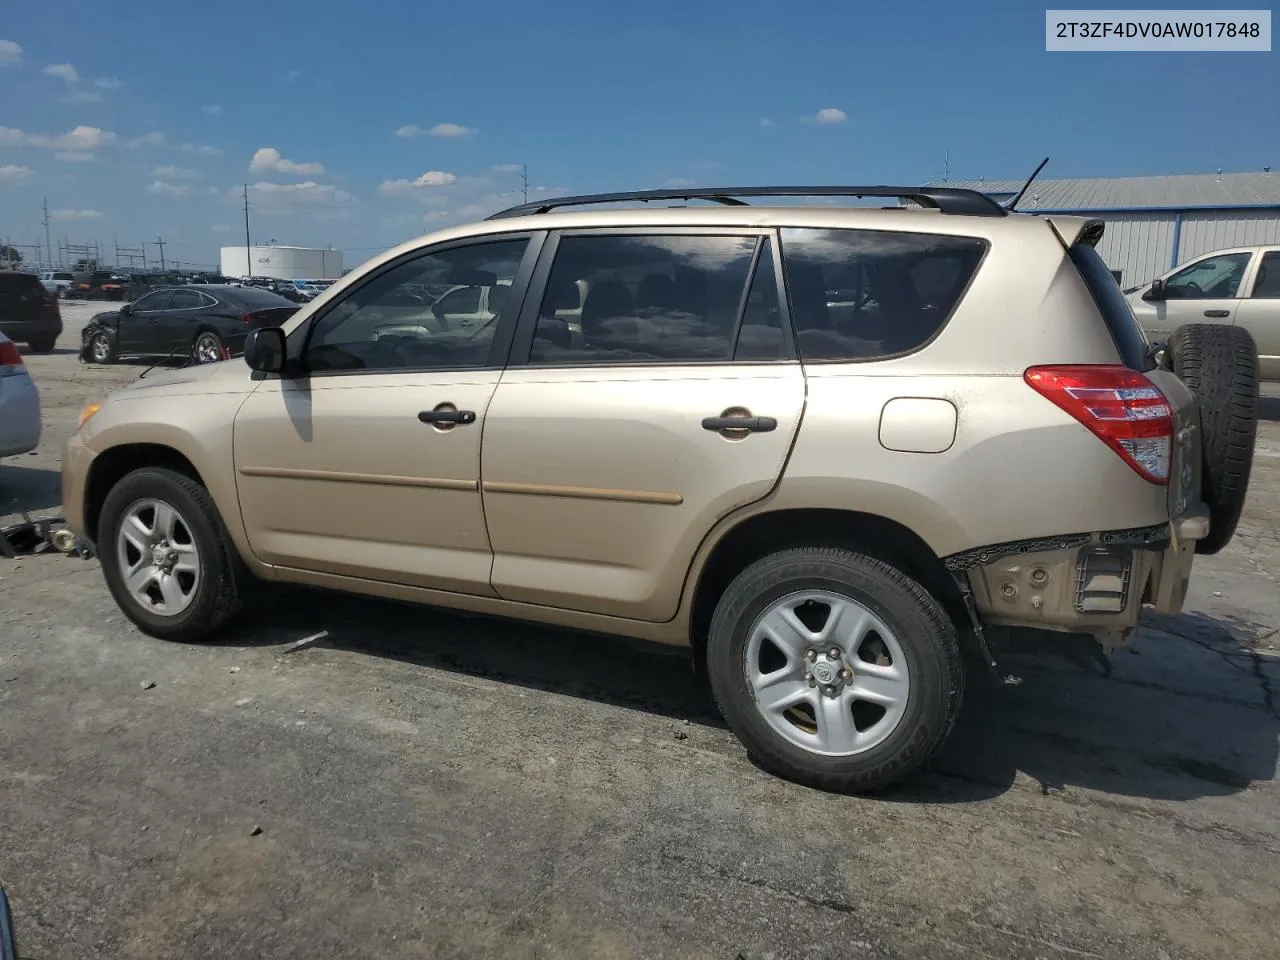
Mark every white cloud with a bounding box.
[396,122,477,139]
[94,76,124,89]
[211,224,232,232]
[152,165,200,179]
[250,146,324,175]
[43,63,79,83]
[201,105,222,115]
[809,107,847,125]
[286,69,303,81]
[0,41,23,66]
[51,208,103,221]
[379,170,458,194]
[663,177,696,188]
[55,151,95,162]
[179,143,222,156]
[429,122,475,138]
[759,117,774,128]
[146,180,191,197]
[248,180,353,203]
[0,164,33,182]
[125,131,166,149]
[62,90,104,104]
[493,163,523,174]
[206,186,220,195]
[0,125,119,151]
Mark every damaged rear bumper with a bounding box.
[946,503,1209,640]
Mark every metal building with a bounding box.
[933,171,1280,289]
[220,245,344,281]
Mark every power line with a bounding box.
[521,163,528,204]
[243,184,252,278]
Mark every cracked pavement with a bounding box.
[2,303,1278,959]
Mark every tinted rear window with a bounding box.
[1068,243,1151,371]
[0,273,45,294]
[779,228,987,362]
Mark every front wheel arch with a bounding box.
[84,444,205,544]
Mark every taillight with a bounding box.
[1024,364,1173,484]
[0,339,23,376]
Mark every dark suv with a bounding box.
[0,271,63,353]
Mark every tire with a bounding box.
[88,329,117,364]
[1167,323,1258,555]
[192,330,225,364]
[706,546,964,794]
[26,334,57,354]
[98,467,252,642]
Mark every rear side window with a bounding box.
[779,228,987,362]
[1068,243,1151,371]
[0,273,46,295]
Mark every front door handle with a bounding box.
[1204,309,1230,318]
[418,409,476,425]
[701,416,777,433]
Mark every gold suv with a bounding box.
[63,186,1261,792]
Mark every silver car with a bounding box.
[0,330,41,457]
[1128,244,1280,380]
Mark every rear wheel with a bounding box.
[98,467,251,642]
[192,330,224,364]
[1167,323,1258,555]
[706,546,964,794]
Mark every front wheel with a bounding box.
[192,331,225,364]
[88,330,117,364]
[707,546,964,794]
[98,467,251,641]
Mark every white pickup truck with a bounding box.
[39,271,76,298]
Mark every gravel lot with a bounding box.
[2,301,1279,959]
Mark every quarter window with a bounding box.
[528,234,763,365]
[779,228,987,362]
[1163,252,1251,299]
[303,238,528,373]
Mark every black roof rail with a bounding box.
[485,185,1008,220]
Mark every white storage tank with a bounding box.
[220,245,343,280]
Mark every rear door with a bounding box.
[161,288,210,352]
[1234,248,1280,380]
[480,229,804,621]
[0,273,45,327]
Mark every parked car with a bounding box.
[1127,244,1279,380]
[0,330,42,458]
[0,270,63,353]
[61,185,1259,793]
[67,270,127,300]
[39,270,76,298]
[80,284,299,365]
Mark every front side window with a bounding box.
[303,237,528,373]
[1163,252,1251,299]
[1250,251,1280,298]
[168,289,204,310]
[528,233,762,365]
[779,227,987,362]
[131,291,172,312]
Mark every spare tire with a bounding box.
[1166,323,1258,555]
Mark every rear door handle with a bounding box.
[1204,309,1230,318]
[418,409,476,425]
[701,416,777,433]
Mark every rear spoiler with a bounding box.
[1046,217,1105,250]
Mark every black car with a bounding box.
[0,271,63,353]
[81,284,299,365]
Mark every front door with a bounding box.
[480,229,805,622]
[232,234,538,593]
[1131,250,1254,342]
[1234,248,1280,380]
[118,289,173,354]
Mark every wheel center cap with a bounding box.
[151,544,168,567]
[812,661,837,685]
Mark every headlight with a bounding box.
[78,402,101,429]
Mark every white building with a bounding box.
[931,171,1280,289]
[220,245,343,280]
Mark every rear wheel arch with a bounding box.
[84,444,205,543]
[687,507,966,670]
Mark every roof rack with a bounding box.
[485,185,1008,220]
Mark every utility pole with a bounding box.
[43,197,53,268]
[155,236,167,272]
[521,163,528,204]
[243,184,252,278]
[944,149,950,182]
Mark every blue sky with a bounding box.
[2,0,1276,269]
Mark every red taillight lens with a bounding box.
[0,340,24,372]
[1024,364,1173,484]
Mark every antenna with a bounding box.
[1006,156,1049,211]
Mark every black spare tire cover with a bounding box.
[1166,323,1258,555]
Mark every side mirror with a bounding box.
[1144,278,1167,302]
[244,327,286,374]
[119,303,133,316]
